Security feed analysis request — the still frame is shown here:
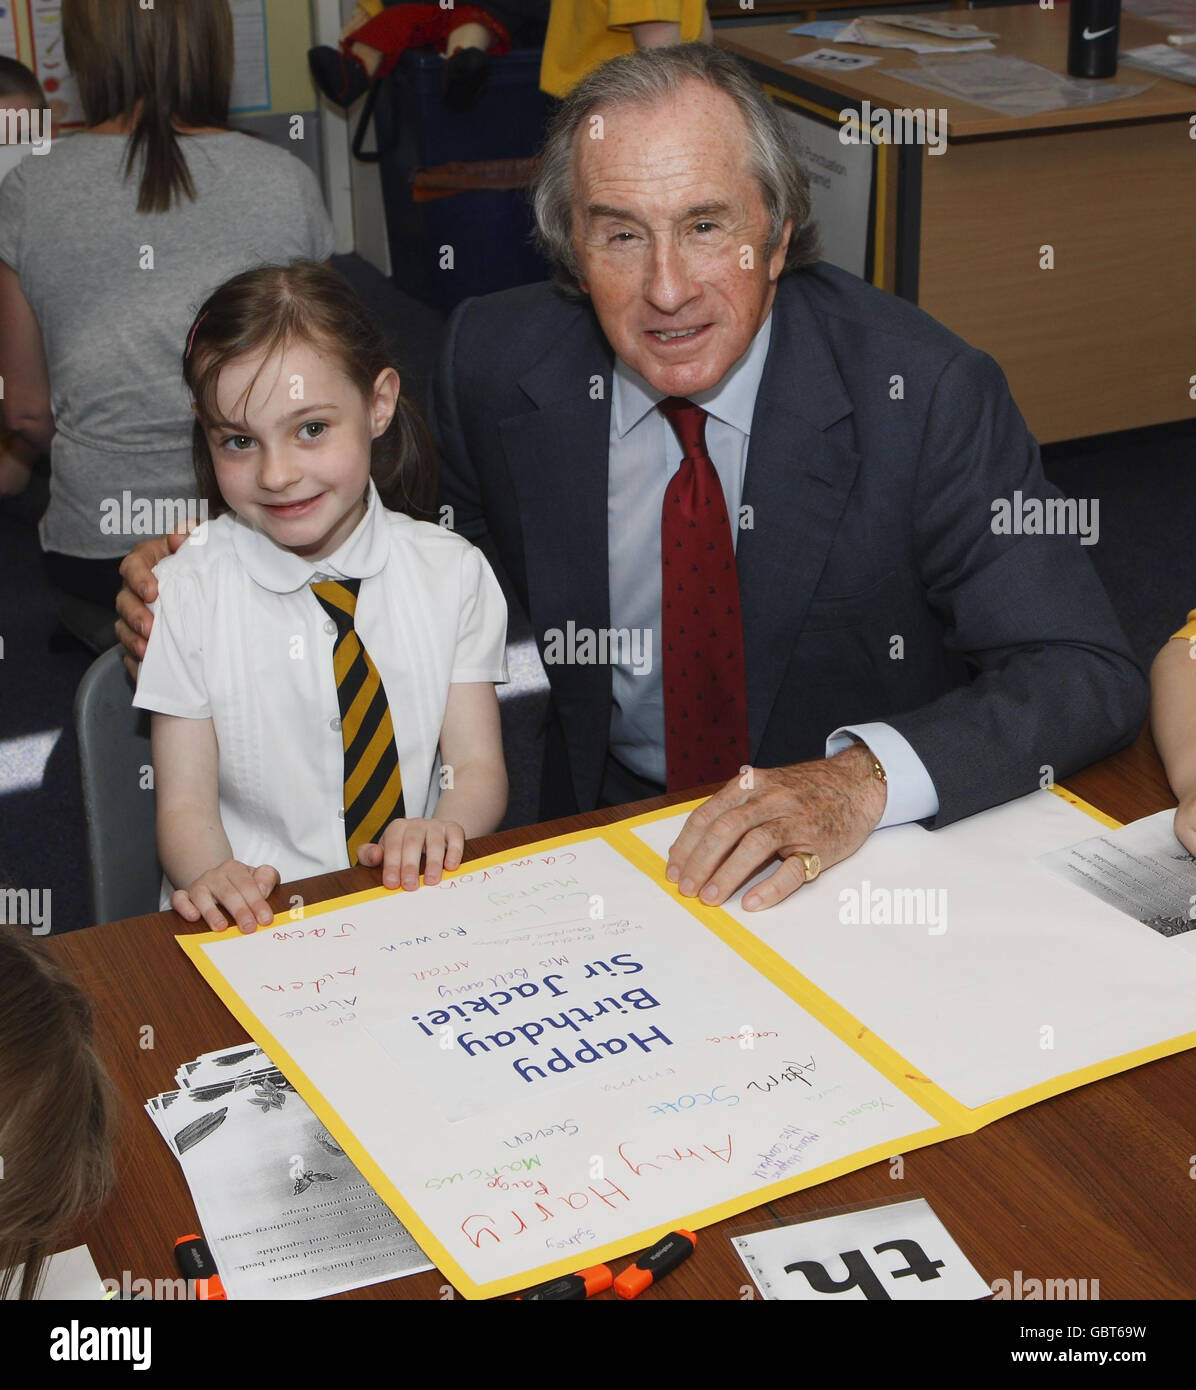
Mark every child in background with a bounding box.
[0,57,53,500]
[0,927,115,1300]
[133,261,509,933]
[0,55,52,183]
[1150,611,1196,854]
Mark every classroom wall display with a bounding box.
[26,0,82,125]
[0,3,19,63]
[181,790,1196,1299]
[17,0,279,124]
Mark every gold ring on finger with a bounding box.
[795,851,821,884]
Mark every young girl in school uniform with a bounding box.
[134,261,509,933]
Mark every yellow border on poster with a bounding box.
[178,788,1192,1300]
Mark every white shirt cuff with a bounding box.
[825,723,940,828]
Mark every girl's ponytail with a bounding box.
[127,97,193,215]
[63,0,233,214]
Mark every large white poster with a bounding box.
[185,834,941,1298]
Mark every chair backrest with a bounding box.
[74,647,161,924]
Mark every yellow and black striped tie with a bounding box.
[311,578,404,866]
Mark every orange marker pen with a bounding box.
[614,1230,697,1299]
[517,1264,614,1300]
[174,1233,227,1300]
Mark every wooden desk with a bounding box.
[718,11,1196,443]
[48,729,1196,1299]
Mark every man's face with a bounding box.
[571,81,792,398]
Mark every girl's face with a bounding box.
[204,339,399,560]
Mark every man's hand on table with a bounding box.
[115,530,189,678]
[665,742,888,912]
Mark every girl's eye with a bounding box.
[221,434,255,451]
[300,421,327,440]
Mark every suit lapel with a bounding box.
[739,278,861,755]
[498,305,614,804]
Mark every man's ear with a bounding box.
[769,217,794,281]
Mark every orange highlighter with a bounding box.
[517,1264,614,1300]
[174,1233,227,1300]
[614,1230,697,1299]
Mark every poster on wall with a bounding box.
[229,0,271,114]
[0,2,20,62]
[26,0,83,126]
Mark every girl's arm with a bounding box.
[358,681,508,890]
[152,712,278,931]
[434,679,509,835]
[1150,636,1196,853]
[0,263,54,452]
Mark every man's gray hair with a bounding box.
[531,44,821,294]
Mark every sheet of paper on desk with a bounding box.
[734,1197,990,1300]
[887,54,1153,115]
[633,790,1196,1110]
[1121,43,1196,83]
[787,48,882,73]
[184,836,943,1297]
[787,21,851,40]
[3,1245,105,1300]
[1038,808,1196,954]
[146,1043,432,1298]
[836,17,998,54]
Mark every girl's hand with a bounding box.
[1175,794,1196,858]
[358,819,466,890]
[173,861,280,933]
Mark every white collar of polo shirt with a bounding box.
[610,310,774,440]
[229,478,391,593]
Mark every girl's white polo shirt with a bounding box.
[133,482,508,899]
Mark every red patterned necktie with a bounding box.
[658,396,750,792]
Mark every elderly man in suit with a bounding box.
[117,44,1145,913]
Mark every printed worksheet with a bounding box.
[147,1044,431,1299]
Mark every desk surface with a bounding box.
[50,728,1196,1299]
[718,11,1196,137]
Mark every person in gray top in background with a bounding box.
[0,0,333,649]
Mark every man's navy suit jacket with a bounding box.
[431,261,1146,824]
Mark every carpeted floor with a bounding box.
[1,255,1192,933]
